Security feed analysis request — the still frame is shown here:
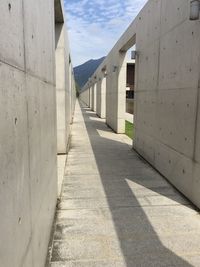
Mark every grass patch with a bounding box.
[125,120,134,139]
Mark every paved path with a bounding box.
[49,101,200,267]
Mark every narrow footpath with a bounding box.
[49,101,200,267]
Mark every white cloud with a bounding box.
[64,0,148,66]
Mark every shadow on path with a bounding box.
[80,102,194,267]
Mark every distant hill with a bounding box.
[74,57,105,89]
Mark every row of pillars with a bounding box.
[80,51,129,134]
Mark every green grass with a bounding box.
[125,120,134,139]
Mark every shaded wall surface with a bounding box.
[80,0,200,209]
[0,0,75,266]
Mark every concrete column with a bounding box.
[96,79,101,117]
[97,77,106,118]
[89,86,92,108]
[86,88,89,107]
[106,52,126,133]
[117,52,127,132]
[92,84,97,112]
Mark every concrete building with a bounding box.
[80,0,200,209]
[0,0,75,266]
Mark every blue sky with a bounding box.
[64,0,148,66]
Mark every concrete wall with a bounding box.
[0,0,75,266]
[70,67,76,122]
[56,18,76,154]
[80,0,200,209]
[55,23,66,153]
[133,0,200,209]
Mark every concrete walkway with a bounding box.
[49,101,200,267]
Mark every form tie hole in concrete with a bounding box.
[15,117,17,125]
[182,169,185,174]
[8,3,11,11]
[18,217,22,224]
[32,35,34,39]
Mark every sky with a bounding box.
[64,0,148,67]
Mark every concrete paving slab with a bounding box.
[47,101,200,267]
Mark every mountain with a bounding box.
[74,57,105,89]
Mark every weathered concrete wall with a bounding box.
[0,0,75,266]
[80,0,200,208]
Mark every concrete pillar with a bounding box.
[96,79,101,117]
[106,52,126,133]
[86,88,90,107]
[97,77,106,118]
[89,86,92,108]
[117,52,127,132]
[92,83,97,112]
